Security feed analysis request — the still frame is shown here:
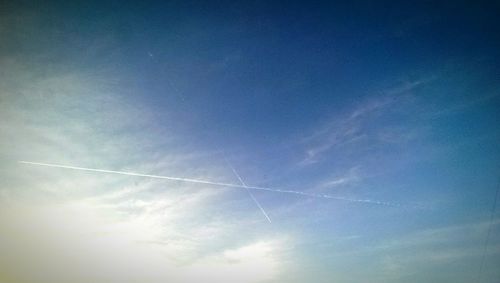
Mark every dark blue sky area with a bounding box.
[5,2,499,145]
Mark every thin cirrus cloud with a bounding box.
[320,166,362,189]
[298,79,431,166]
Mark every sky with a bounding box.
[1,1,500,282]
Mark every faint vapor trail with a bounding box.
[224,158,272,223]
[18,161,401,207]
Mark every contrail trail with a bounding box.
[18,161,400,207]
[224,158,272,223]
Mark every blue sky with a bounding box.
[1,1,500,282]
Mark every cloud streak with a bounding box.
[18,160,402,207]
[299,78,433,165]
[224,158,272,223]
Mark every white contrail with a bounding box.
[224,158,272,223]
[17,161,400,207]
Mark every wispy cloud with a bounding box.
[319,166,362,189]
[0,56,287,283]
[298,78,432,165]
